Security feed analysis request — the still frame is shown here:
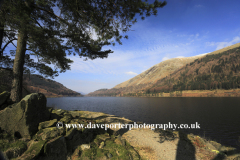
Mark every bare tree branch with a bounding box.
[0,38,17,54]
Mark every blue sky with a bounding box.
[3,0,240,94]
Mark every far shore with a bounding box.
[86,88,240,97]
[45,95,83,98]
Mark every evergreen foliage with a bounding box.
[0,0,167,102]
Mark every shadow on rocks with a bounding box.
[176,131,196,160]
[154,128,177,143]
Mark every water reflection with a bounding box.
[47,97,240,149]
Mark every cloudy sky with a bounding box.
[3,0,240,94]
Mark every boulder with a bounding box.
[49,109,65,120]
[35,127,65,141]
[0,93,49,139]
[38,119,58,130]
[16,140,47,160]
[65,128,84,153]
[52,109,65,116]
[68,111,82,118]
[59,113,73,124]
[43,136,67,160]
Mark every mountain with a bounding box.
[149,43,240,93]
[78,91,87,95]
[87,54,205,96]
[87,42,240,97]
[0,69,82,97]
[114,55,206,89]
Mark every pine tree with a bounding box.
[1,0,166,102]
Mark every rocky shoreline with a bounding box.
[0,91,240,160]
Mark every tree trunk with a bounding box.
[0,21,4,57]
[10,1,33,102]
[10,30,27,102]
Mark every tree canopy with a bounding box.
[0,0,167,102]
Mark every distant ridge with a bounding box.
[0,69,82,97]
[207,42,240,55]
[87,42,240,97]
[114,54,205,89]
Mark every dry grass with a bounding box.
[207,42,240,56]
[155,89,240,97]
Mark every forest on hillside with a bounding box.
[0,69,81,97]
[148,46,240,93]
[87,46,240,97]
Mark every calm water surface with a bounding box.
[47,97,240,149]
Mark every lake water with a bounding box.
[47,97,240,149]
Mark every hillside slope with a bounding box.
[0,69,82,97]
[87,42,240,97]
[149,44,240,93]
[87,54,205,96]
[114,54,205,89]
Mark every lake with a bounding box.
[47,97,240,149]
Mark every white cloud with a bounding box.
[68,49,138,74]
[176,56,185,58]
[162,57,170,61]
[125,71,138,75]
[197,52,209,56]
[206,36,240,50]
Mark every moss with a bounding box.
[38,119,58,130]
[80,144,108,159]
[3,140,28,159]
[78,134,140,159]
[0,139,9,151]
[25,140,46,154]
[104,140,134,159]
[17,140,47,160]
[0,131,19,151]
[9,140,27,150]
[59,114,72,123]
[32,127,66,142]
[33,129,44,141]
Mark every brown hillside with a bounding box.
[87,54,205,96]
[87,42,240,97]
[149,44,240,93]
[0,68,82,97]
[114,55,205,89]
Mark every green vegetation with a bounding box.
[0,129,27,152]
